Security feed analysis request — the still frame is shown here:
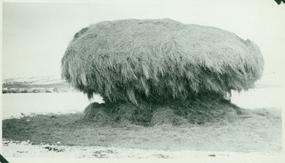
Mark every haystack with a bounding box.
[61,19,263,125]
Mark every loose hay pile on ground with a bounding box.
[61,19,264,125]
[82,93,244,126]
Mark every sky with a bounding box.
[2,0,285,80]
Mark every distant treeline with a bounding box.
[2,81,74,94]
[2,87,74,94]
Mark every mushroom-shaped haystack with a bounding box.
[62,19,263,105]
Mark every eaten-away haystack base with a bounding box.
[61,19,263,125]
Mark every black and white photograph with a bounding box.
[1,0,284,162]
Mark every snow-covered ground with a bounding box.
[231,87,283,109]
[1,140,282,160]
[1,92,103,119]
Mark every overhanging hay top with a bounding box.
[62,19,264,104]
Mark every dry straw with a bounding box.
[61,19,264,105]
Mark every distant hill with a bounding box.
[2,76,75,93]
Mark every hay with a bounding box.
[62,18,263,104]
[151,108,187,126]
[81,94,245,126]
[109,103,136,124]
[83,102,154,126]
[83,103,112,124]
